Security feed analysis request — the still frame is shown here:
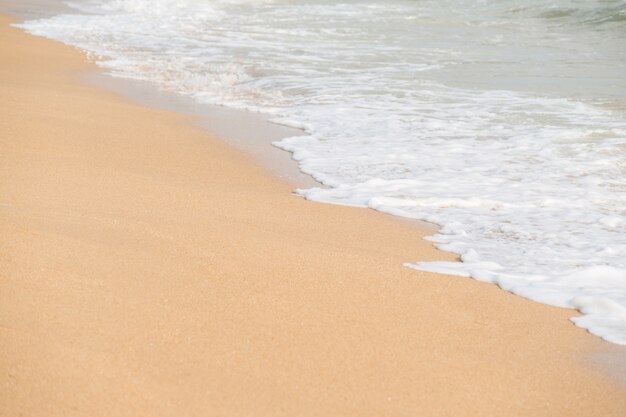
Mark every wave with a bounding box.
[16,0,626,344]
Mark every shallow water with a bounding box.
[15,0,626,344]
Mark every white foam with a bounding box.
[16,0,626,344]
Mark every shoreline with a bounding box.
[81,70,321,190]
[1,12,625,417]
[81,71,440,234]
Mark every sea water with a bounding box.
[16,0,626,344]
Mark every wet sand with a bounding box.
[1,14,625,417]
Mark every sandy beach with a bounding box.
[1,13,625,417]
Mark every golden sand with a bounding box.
[1,15,625,416]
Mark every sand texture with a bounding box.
[1,15,625,417]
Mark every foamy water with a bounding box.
[16,0,626,344]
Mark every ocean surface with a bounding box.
[16,0,626,344]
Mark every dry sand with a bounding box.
[1,15,625,417]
